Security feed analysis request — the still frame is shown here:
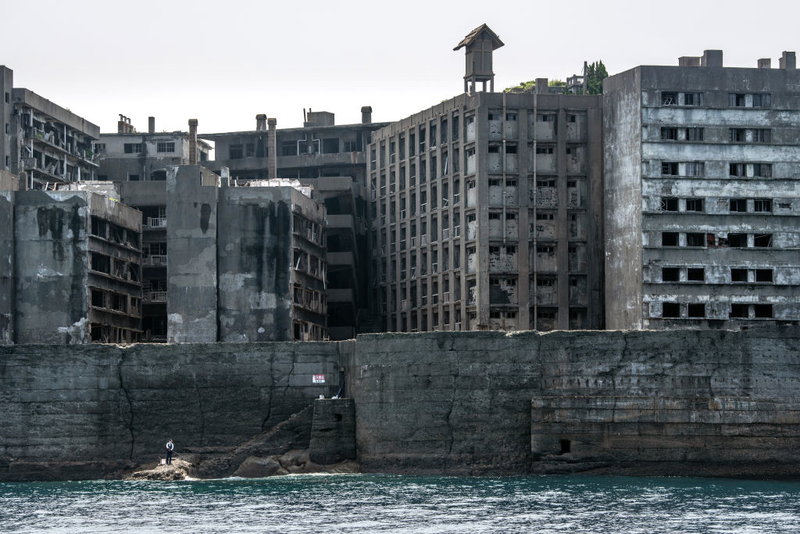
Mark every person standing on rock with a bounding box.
[165,439,174,465]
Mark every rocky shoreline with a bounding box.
[125,450,358,482]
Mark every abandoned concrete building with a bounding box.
[1,66,100,191]
[199,110,390,339]
[0,186,143,344]
[367,25,605,333]
[97,117,209,341]
[166,165,328,343]
[604,50,800,329]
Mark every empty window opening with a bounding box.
[754,234,772,248]
[756,269,773,283]
[730,199,747,213]
[662,92,677,106]
[687,268,704,282]
[729,234,748,248]
[662,268,679,282]
[661,232,679,246]
[662,162,679,176]
[754,304,773,318]
[754,199,772,213]
[559,439,571,454]
[688,304,705,318]
[685,198,704,212]
[662,303,680,318]
[661,127,678,140]
[686,127,704,141]
[731,304,749,318]
[686,233,705,247]
[660,197,678,211]
[731,268,748,282]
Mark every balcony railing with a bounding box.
[146,217,167,228]
[145,255,167,266]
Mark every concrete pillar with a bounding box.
[361,106,372,124]
[188,119,198,165]
[256,114,267,131]
[166,166,219,343]
[148,116,155,134]
[268,118,277,179]
[780,51,796,70]
[536,78,549,95]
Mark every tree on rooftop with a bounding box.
[586,61,608,95]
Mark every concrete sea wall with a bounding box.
[1,328,799,480]
[349,328,800,477]
[0,342,343,480]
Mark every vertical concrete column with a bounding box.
[166,166,219,343]
[361,106,372,124]
[256,114,267,131]
[268,118,277,180]
[556,102,569,330]
[586,103,605,329]
[0,191,14,344]
[148,117,155,134]
[188,119,198,165]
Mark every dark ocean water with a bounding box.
[1,474,799,533]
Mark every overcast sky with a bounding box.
[4,0,798,135]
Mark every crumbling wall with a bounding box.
[13,191,90,344]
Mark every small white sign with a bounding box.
[313,374,326,384]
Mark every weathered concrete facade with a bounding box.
[200,111,388,339]
[97,117,211,342]
[0,189,142,344]
[0,66,100,190]
[166,166,328,342]
[604,51,800,329]
[368,90,604,333]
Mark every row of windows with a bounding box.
[660,127,772,143]
[122,142,175,154]
[660,266,774,283]
[661,232,773,248]
[659,197,773,213]
[660,92,771,108]
[659,302,773,319]
[660,162,773,178]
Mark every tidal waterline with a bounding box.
[2,474,799,533]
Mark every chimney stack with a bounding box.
[758,58,772,69]
[268,118,277,180]
[188,119,198,165]
[780,51,797,70]
[148,116,155,134]
[361,106,373,124]
[701,50,723,67]
[256,114,267,131]
[536,78,549,94]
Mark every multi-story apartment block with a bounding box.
[367,25,605,333]
[97,117,210,341]
[604,50,800,329]
[1,185,142,344]
[1,66,100,190]
[200,110,389,339]
[166,166,328,342]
